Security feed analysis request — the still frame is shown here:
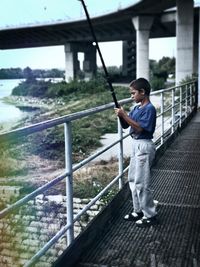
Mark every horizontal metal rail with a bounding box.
[0,98,131,144]
[0,132,129,219]
[0,79,197,267]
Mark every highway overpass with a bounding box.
[0,0,199,88]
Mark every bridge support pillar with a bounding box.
[176,0,194,84]
[83,43,97,80]
[122,41,136,79]
[132,16,154,80]
[193,21,198,75]
[199,7,200,107]
[64,42,96,81]
[64,43,80,82]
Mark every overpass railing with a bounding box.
[0,80,197,267]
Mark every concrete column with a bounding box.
[132,16,154,80]
[193,25,198,75]
[198,8,200,107]
[83,43,97,80]
[64,43,79,81]
[122,40,136,79]
[122,41,128,77]
[176,0,194,84]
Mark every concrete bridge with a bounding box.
[0,0,199,85]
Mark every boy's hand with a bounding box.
[114,107,130,129]
[114,107,126,117]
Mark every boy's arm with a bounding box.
[114,108,143,133]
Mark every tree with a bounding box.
[150,57,175,90]
[23,67,35,82]
[158,57,175,77]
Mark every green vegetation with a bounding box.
[19,78,128,163]
[0,66,64,79]
[12,75,107,98]
[0,56,176,200]
[179,74,197,84]
[150,57,175,90]
[0,145,28,177]
[0,77,130,181]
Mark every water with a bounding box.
[0,79,25,124]
[0,78,62,126]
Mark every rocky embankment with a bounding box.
[0,194,104,267]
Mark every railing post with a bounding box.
[194,81,198,109]
[118,118,123,189]
[189,84,192,108]
[185,84,188,116]
[171,88,175,133]
[64,122,74,245]
[160,91,164,144]
[195,80,198,108]
[179,86,183,127]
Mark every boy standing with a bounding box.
[114,78,157,227]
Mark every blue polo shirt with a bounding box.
[129,102,156,139]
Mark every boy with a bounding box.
[114,77,158,227]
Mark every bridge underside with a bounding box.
[0,1,178,50]
[0,1,199,83]
[55,110,200,267]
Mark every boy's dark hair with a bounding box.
[129,78,151,96]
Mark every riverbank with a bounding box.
[0,84,130,196]
[3,95,65,109]
[0,95,67,133]
[0,120,20,133]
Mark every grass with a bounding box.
[51,157,129,203]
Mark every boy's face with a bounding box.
[130,87,145,103]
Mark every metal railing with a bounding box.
[0,79,197,267]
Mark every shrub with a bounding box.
[12,77,107,98]
[150,77,165,91]
[0,147,28,176]
[179,74,197,84]
[12,79,49,97]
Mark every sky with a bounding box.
[0,0,177,69]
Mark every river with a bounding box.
[0,78,64,132]
[0,79,26,125]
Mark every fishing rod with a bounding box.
[78,0,129,129]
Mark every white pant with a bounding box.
[128,139,157,218]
